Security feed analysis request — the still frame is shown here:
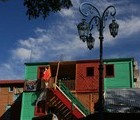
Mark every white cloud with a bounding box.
[118,16,140,39]
[60,9,74,17]
[34,27,47,34]
[3,63,11,70]
[19,37,35,48]
[12,48,31,61]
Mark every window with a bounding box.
[134,78,137,82]
[38,67,45,79]
[86,67,94,77]
[9,86,14,92]
[105,64,114,77]
[38,66,51,80]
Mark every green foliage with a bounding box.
[24,0,73,20]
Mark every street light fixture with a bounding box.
[109,19,119,37]
[77,2,119,120]
[87,33,95,50]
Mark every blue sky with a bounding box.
[0,0,140,79]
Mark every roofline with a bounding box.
[0,80,25,84]
[24,58,134,66]
[104,57,134,62]
[24,59,100,66]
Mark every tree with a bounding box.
[23,0,73,20]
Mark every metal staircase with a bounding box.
[49,95,77,120]
[48,82,90,120]
[35,81,90,119]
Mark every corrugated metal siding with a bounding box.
[105,89,140,113]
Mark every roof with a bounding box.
[104,57,134,62]
[24,59,100,66]
[24,58,134,66]
[0,80,25,85]
[105,89,140,113]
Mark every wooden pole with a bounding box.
[54,61,60,89]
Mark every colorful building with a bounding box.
[20,58,138,120]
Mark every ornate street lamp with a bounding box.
[109,19,119,37]
[87,33,95,50]
[77,19,90,42]
[77,2,119,120]
[77,19,95,49]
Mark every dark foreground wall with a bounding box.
[32,112,140,120]
[0,95,22,120]
[80,113,140,120]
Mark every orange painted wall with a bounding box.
[76,61,100,92]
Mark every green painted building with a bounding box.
[104,58,135,90]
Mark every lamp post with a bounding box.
[77,2,119,120]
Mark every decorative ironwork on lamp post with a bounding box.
[77,2,119,120]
